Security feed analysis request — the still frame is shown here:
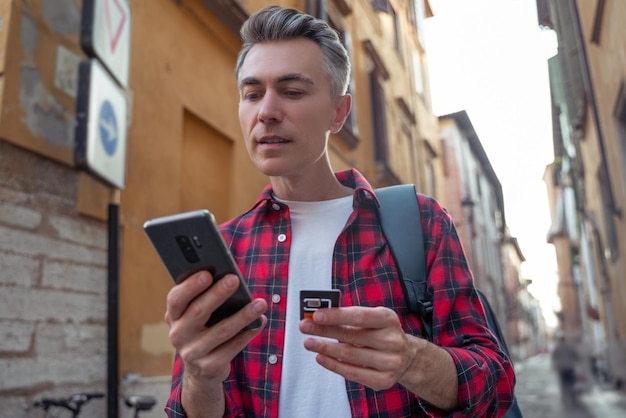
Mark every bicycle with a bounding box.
[25,392,104,417]
[25,392,156,418]
[124,395,157,418]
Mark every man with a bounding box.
[551,335,579,407]
[165,6,514,417]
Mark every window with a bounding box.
[413,52,426,98]
[424,142,437,197]
[201,0,246,35]
[389,4,403,63]
[396,97,415,183]
[307,0,325,19]
[414,0,427,46]
[309,0,352,17]
[363,40,390,163]
[371,0,389,13]
[370,67,388,163]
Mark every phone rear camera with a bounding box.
[175,235,200,263]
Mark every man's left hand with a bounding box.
[299,306,420,391]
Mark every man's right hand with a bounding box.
[164,270,267,416]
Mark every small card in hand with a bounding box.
[300,290,341,320]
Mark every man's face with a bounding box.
[237,38,350,179]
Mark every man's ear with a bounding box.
[330,94,352,134]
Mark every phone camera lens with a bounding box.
[175,235,200,263]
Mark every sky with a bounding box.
[423,0,561,326]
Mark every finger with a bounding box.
[183,274,242,327]
[311,306,398,329]
[312,351,398,391]
[165,270,214,323]
[301,320,404,352]
[168,273,252,347]
[303,337,400,372]
[300,318,363,347]
[170,289,268,350]
[214,313,268,354]
[208,298,269,341]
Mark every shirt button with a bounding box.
[277,233,286,242]
[272,294,281,303]
[268,354,278,365]
[272,203,281,211]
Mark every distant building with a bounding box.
[439,111,543,360]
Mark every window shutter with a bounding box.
[372,0,390,13]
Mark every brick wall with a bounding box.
[0,141,108,417]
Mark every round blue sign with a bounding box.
[99,100,118,156]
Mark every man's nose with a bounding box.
[258,91,282,123]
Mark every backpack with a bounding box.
[376,184,523,418]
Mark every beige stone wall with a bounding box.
[0,141,108,413]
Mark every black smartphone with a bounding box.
[143,209,262,330]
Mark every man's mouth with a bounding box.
[259,137,290,144]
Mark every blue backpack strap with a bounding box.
[375,184,433,340]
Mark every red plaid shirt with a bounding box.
[166,169,514,417]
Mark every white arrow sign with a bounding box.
[74,59,128,189]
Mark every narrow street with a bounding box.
[515,353,626,417]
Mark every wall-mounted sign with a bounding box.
[81,0,131,87]
[74,59,128,189]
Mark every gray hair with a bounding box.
[235,6,351,99]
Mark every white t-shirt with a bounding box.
[275,195,353,418]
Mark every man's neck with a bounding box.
[270,170,353,202]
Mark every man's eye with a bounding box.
[244,92,262,100]
[284,90,302,97]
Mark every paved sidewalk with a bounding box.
[514,353,626,417]
[581,384,626,418]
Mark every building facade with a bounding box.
[538,0,626,386]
